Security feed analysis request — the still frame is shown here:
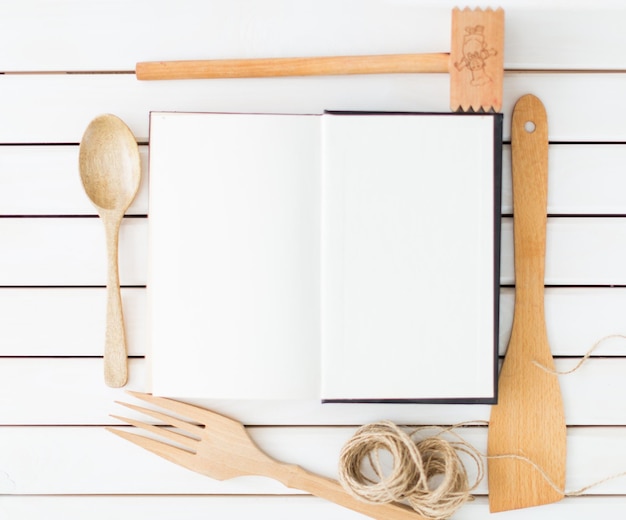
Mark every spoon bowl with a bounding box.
[79,114,141,387]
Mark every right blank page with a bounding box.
[321,112,500,403]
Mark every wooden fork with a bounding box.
[108,391,425,520]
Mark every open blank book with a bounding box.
[148,110,502,403]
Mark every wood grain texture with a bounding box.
[450,7,504,112]
[109,392,423,520]
[136,53,450,79]
[2,4,626,519]
[101,213,128,387]
[78,114,141,387]
[138,7,504,112]
[488,95,566,512]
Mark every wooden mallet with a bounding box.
[136,7,504,113]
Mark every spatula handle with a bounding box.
[511,94,549,303]
[135,53,450,80]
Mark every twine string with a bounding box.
[337,335,626,519]
[487,452,626,497]
[533,333,626,375]
[519,332,626,496]
[339,420,626,520]
[338,421,483,520]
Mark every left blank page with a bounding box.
[148,112,320,399]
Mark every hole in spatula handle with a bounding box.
[524,121,536,133]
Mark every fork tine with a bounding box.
[107,427,198,470]
[115,400,204,437]
[110,414,198,450]
[127,391,232,426]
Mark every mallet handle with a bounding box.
[136,53,450,80]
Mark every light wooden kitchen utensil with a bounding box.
[487,94,566,511]
[79,115,141,388]
[109,391,427,520]
[135,7,504,113]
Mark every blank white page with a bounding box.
[321,113,497,402]
[149,112,321,399]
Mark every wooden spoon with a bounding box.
[79,114,141,388]
[487,94,566,511]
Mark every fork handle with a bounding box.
[281,464,425,520]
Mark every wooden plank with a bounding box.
[4,145,626,216]
[1,425,625,496]
[0,2,624,71]
[1,496,373,520]
[0,359,148,426]
[1,287,624,358]
[3,496,626,520]
[3,217,626,286]
[1,74,626,143]
[1,358,625,426]
[501,73,626,142]
[0,288,146,356]
[0,217,147,285]
[499,288,626,357]
[499,217,626,285]
[501,145,626,216]
[0,146,149,216]
[1,2,625,518]
[504,7,626,71]
[0,73,449,143]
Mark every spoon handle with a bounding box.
[103,214,128,388]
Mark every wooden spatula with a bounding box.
[487,94,566,512]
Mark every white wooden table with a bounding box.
[2,1,626,518]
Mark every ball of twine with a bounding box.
[338,421,482,520]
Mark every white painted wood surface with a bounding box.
[3,496,626,520]
[2,1,626,518]
[3,357,626,426]
[3,217,626,286]
[1,426,625,495]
